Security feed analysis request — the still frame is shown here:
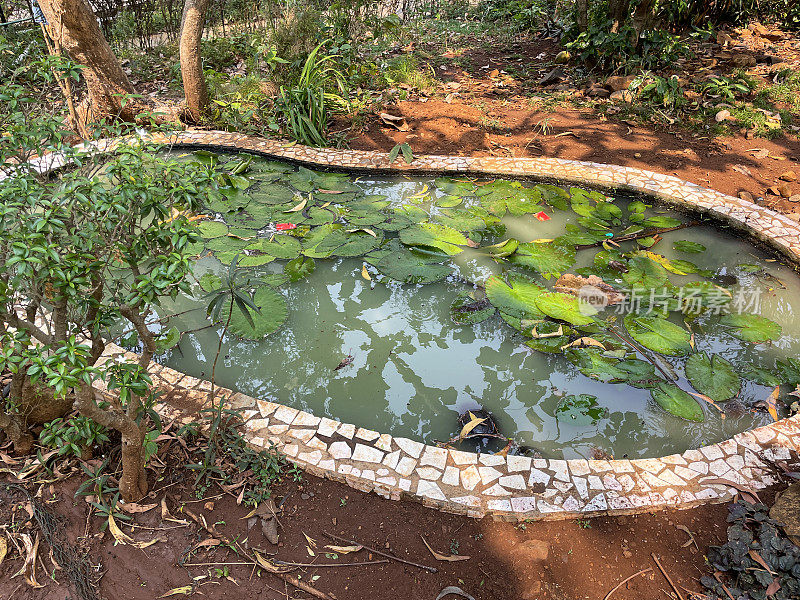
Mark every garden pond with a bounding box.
[131,150,800,460]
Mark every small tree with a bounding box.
[179,0,211,122]
[0,54,218,501]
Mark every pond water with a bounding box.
[141,151,800,460]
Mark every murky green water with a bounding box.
[146,153,800,460]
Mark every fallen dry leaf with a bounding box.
[421,535,470,562]
[160,586,193,597]
[766,386,780,421]
[284,197,308,213]
[361,264,372,281]
[436,586,476,600]
[0,535,7,566]
[120,502,158,514]
[12,533,43,588]
[459,412,487,441]
[379,113,410,131]
[323,544,363,554]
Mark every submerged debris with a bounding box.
[333,351,355,371]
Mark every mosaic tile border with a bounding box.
[23,130,800,520]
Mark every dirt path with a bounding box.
[2,466,751,600]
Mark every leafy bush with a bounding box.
[701,74,755,102]
[274,42,347,146]
[702,499,800,600]
[0,50,221,501]
[632,73,688,110]
[39,416,110,458]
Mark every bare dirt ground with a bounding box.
[2,457,772,600]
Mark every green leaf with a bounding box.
[221,286,288,340]
[450,293,495,325]
[399,223,471,255]
[485,275,545,319]
[554,394,607,426]
[566,349,628,382]
[198,221,229,239]
[744,365,782,387]
[400,143,413,164]
[510,241,576,278]
[374,249,451,284]
[536,184,570,210]
[720,313,782,344]
[481,238,519,258]
[476,181,542,215]
[388,144,401,163]
[535,292,596,326]
[673,240,706,253]
[238,254,275,267]
[434,177,478,196]
[155,326,181,352]
[650,382,704,422]
[624,314,692,356]
[622,254,670,289]
[685,353,741,402]
[285,255,316,282]
[246,235,301,260]
[198,273,222,292]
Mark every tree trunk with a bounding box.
[632,0,658,45]
[0,411,33,455]
[179,0,211,123]
[608,0,631,32]
[576,0,589,32]
[37,0,142,122]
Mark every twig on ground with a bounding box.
[652,553,684,600]
[322,531,438,573]
[272,559,390,568]
[604,567,654,600]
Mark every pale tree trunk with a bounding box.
[576,0,589,32]
[608,0,630,32]
[179,0,211,123]
[37,0,144,123]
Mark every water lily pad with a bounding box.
[434,177,478,196]
[567,349,628,382]
[643,215,683,228]
[155,326,181,352]
[685,352,741,402]
[535,292,596,326]
[674,240,706,253]
[379,205,429,232]
[436,195,463,208]
[624,314,692,356]
[622,253,670,289]
[650,382,704,422]
[374,249,452,284]
[198,221,229,239]
[482,238,519,258]
[721,313,782,343]
[510,241,576,279]
[247,235,301,260]
[238,254,275,267]
[221,286,288,340]
[476,181,542,215]
[399,223,472,255]
[555,394,607,426]
[198,273,222,292]
[450,293,495,325]
[536,184,571,210]
[285,255,316,282]
[485,275,546,319]
[250,183,300,205]
[744,365,782,387]
[437,208,488,234]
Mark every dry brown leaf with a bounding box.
[379,113,410,131]
[108,514,135,545]
[13,533,44,588]
[120,502,158,514]
[0,536,7,566]
[701,477,761,504]
[253,550,294,573]
[420,535,470,562]
[749,549,776,574]
[361,264,372,281]
[323,544,363,554]
[560,337,605,351]
[284,197,308,213]
[194,538,221,550]
[459,412,486,441]
[159,586,193,597]
[530,324,563,339]
[767,386,780,421]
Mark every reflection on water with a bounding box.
[156,177,800,460]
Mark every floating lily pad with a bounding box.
[221,286,288,340]
[567,349,628,382]
[450,293,495,325]
[206,236,251,253]
[535,292,596,326]
[434,177,478,196]
[198,273,222,293]
[622,253,670,289]
[721,313,782,344]
[555,394,607,426]
[510,241,576,279]
[285,255,315,282]
[374,249,452,284]
[437,208,487,234]
[624,314,692,356]
[650,382,704,422]
[399,223,472,255]
[247,235,301,260]
[685,353,741,402]
[198,221,229,239]
[476,181,542,215]
[536,184,570,210]
[674,240,706,253]
[485,275,545,319]
[643,215,683,228]
[249,183,300,205]
[238,254,275,267]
